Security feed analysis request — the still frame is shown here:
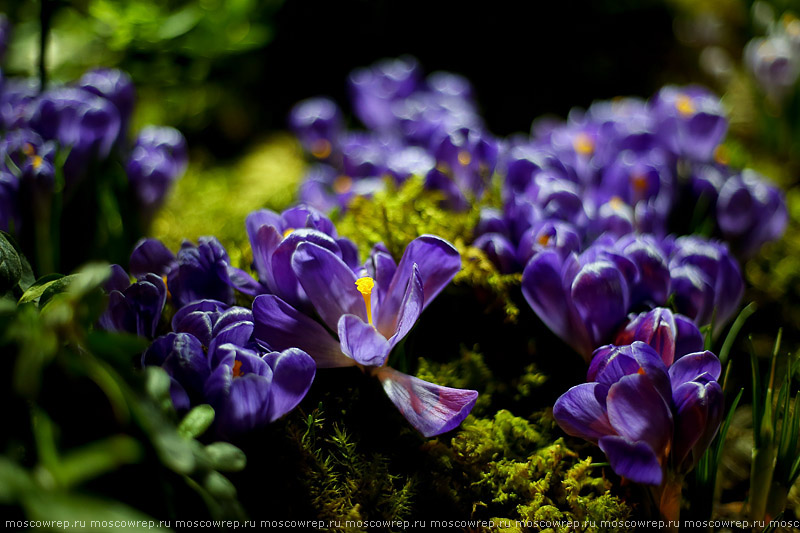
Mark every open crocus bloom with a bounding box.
[252,234,478,437]
[554,341,723,485]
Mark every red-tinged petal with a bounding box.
[374,367,478,437]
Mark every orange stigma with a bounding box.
[232,359,244,378]
[537,233,551,246]
[631,173,648,193]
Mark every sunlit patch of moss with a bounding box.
[285,403,416,532]
[336,176,479,260]
[152,134,305,250]
[416,347,497,416]
[514,363,549,402]
[336,177,520,321]
[427,410,631,532]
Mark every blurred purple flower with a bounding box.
[79,68,135,138]
[99,264,166,338]
[127,126,188,210]
[716,169,788,257]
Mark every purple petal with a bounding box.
[106,264,131,293]
[668,350,721,389]
[291,241,366,329]
[262,348,316,422]
[674,314,704,359]
[271,229,341,307]
[386,264,424,347]
[205,367,272,436]
[375,367,477,437]
[598,435,664,485]
[571,259,629,346]
[521,250,592,357]
[252,294,353,368]
[129,238,176,278]
[338,314,392,367]
[671,381,720,467]
[606,373,673,455]
[553,383,614,442]
[377,236,460,333]
[223,265,263,296]
[248,224,282,288]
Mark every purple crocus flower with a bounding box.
[473,233,518,274]
[554,341,723,485]
[27,87,121,183]
[614,307,704,367]
[244,205,360,304]
[429,127,499,204]
[129,238,177,279]
[666,236,743,333]
[745,36,800,102]
[0,78,39,131]
[79,68,136,138]
[289,97,344,161]
[521,239,638,359]
[143,306,316,437]
[716,169,788,257]
[516,219,581,266]
[349,56,422,132]
[127,126,188,210]
[252,235,478,437]
[167,237,238,307]
[649,86,727,162]
[99,264,166,339]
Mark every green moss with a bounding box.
[335,176,479,260]
[415,347,497,416]
[285,403,416,532]
[152,134,305,250]
[337,177,521,321]
[429,410,631,532]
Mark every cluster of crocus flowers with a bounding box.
[99,205,477,438]
[554,305,723,491]
[745,11,800,104]
[289,57,492,211]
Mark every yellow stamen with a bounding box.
[573,133,594,156]
[537,233,551,246]
[310,139,332,159]
[22,143,35,157]
[31,155,43,170]
[457,150,472,166]
[232,359,244,378]
[282,227,295,239]
[333,175,352,194]
[355,276,375,325]
[675,94,695,117]
[609,196,624,210]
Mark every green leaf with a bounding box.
[205,442,246,472]
[86,331,150,368]
[145,366,172,404]
[54,435,143,489]
[18,274,65,305]
[1,230,34,292]
[38,274,77,309]
[203,470,237,500]
[0,231,22,295]
[0,457,34,504]
[719,302,756,365]
[23,492,169,531]
[152,432,196,475]
[178,404,215,440]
